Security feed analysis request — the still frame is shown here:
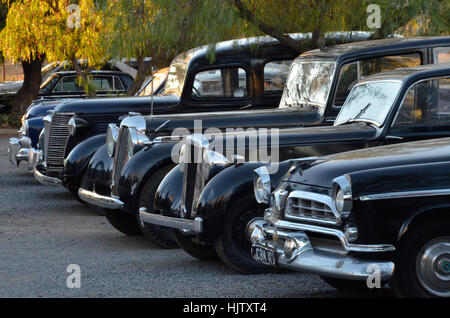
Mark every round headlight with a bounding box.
[253,166,271,204]
[126,127,150,158]
[332,175,353,216]
[68,117,89,136]
[335,188,345,213]
[106,124,119,157]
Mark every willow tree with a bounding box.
[0,0,51,115]
[0,0,107,114]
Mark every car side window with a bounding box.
[52,76,82,92]
[333,53,421,108]
[393,77,450,126]
[264,60,292,94]
[434,47,450,64]
[92,76,114,91]
[192,67,247,99]
[113,76,124,91]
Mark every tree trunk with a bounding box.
[13,56,43,116]
[127,55,149,96]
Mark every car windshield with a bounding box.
[40,74,59,92]
[279,60,336,115]
[334,80,403,127]
[163,61,188,96]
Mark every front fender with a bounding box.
[27,117,44,148]
[64,134,106,180]
[196,161,293,242]
[154,165,184,217]
[118,142,175,213]
[80,144,114,196]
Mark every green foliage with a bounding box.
[0,113,20,128]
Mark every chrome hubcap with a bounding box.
[416,237,450,297]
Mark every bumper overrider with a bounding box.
[249,211,396,281]
[78,188,123,210]
[29,148,61,186]
[8,136,32,166]
[139,207,204,234]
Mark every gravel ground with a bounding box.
[0,135,391,298]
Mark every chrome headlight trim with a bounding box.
[254,165,271,204]
[126,127,151,158]
[120,114,146,133]
[67,117,89,136]
[106,124,119,157]
[332,175,353,216]
[43,115,52,124]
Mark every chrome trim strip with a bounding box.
[78,188,123,210]
[359,189,450,201]
[139,207,203,233]
[32,168,61,186]
[265,212,395,253]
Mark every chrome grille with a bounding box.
[285,191,340,225]
[180,144,198,218]
[111,127,130,196]
[45,114,72,176]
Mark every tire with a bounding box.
[214,193,276,274]
[137,165,178,249]
[174,230,218,261]
[104,209,143,236]
[391,219,450,298]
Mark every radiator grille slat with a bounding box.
[285,195,337,224]
[45,114,72,177]
[111,127,130,196]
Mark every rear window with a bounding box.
[264,60,292,94]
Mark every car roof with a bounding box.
[51,70,131,76]
[298,36,450,62]
[172,31,374,65]
[358,62,450,84]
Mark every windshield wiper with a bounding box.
[337,103,372,126]
[353,102,371,121]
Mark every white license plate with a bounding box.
[251,245,277,266]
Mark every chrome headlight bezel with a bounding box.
[126,127,150,159]
[106,124,119,157]
[68,117,89,136]
[253,165,271,204]
[332,175,353,216]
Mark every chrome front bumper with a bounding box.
[249,213,395,281]
[139,207,203,233]
[8,137,32,166]
[78,188,123,209]
[33,168,61,185]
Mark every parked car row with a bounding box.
[7,34,450,298]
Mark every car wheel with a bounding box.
[214,193,276,274]
[104,209,143,236]
[391,219,450,298]
[173,230,218,261]
[137,165,178,249]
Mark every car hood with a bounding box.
[54,94,180,115]
[286,137,450,189]
[144,108,323,136]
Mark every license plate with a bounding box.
[251,245,277,266]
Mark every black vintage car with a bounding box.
[31,33,305,198]
[81,37,448,249]
[249,136,450,297]
[143,63,450,274]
